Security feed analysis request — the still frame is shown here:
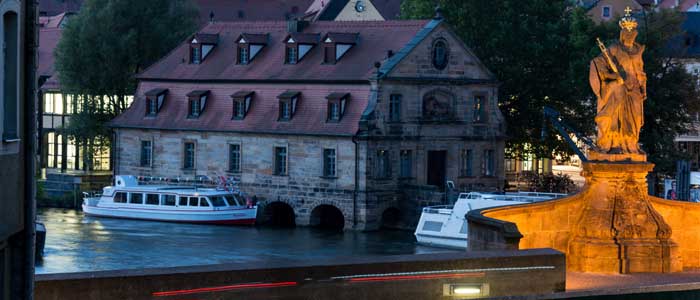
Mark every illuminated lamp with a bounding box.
[443,283,488,298]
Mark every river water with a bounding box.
[35,208,454,274]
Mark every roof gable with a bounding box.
[380,20,494,81]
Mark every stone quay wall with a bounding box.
[35,249,566,300]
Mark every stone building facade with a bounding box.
[111,17,505,230]
[1,0,37,298]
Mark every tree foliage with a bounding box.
[54,0,197,166]
[401,1,700,175]
[55,0,198,146]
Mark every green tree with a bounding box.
[401,1,700,175]
[637,10,700,173]
[55,0,198,168]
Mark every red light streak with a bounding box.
[152,281,298,297]
[347,272,485,283]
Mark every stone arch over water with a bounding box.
[259,201,296,227]
[309,204,345,230]
[380,207,402,229]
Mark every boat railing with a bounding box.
[134,175,242,193]
[82,191,102,198]
[422,205,453,214]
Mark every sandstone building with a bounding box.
[111,16,506,230]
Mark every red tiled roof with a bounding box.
[39,0,82,16]
[111,82,371,136]
[39,12,66,28]
[658,0,699,10]
[193,33,219,44]
[38,28,62,79]
[371,0,403,20]
[196,0,314,24]
[304,0,403,21]
[325,32,358,44]
[137,20,430,82]
[237,33,269,44]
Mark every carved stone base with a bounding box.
[588,151,647,162]
[567,160,682,273]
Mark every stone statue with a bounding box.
[589,7,647,154]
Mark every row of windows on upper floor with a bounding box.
[145,89,349,122]
[137,140,497,181]
[145,89,490,123]
[188,33,452,69]
[42,92,135,115]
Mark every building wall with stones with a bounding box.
[115,128,372,229]
[358,24,507,228]
[111,19,505,230]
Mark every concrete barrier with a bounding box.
[36,249,565,300]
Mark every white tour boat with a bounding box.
[414,191,567,250]
[82,175,257,225]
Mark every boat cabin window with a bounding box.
[146,194,160,205]
[114,192,127,203]
[210,196,228,207]
[179,197,188,206]
[188,197,199,207]
[163,195,176,206]
[129,193,143,204]
[199,197,210,207]
[225,195,239,206]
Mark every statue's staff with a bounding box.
[596,37,624,84]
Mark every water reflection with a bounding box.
[36,208,454,274]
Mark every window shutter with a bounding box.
[291,96,297,115]
[245,96,251,113]
[157,94,165,112]
[340,98,346,115]
[200,95,207,112]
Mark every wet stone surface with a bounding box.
[35,208,453,274]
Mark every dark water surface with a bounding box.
[36,208,454,274]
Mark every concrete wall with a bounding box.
[35,250,566,300]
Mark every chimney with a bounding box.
[387,50,394,58]
[287,19,309,33]
[209,11,215,23]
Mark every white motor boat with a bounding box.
[414,191,567,250]
[82,175,257,225]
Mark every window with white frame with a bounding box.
[323,148,336,177]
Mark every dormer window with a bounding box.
[144,88,168,116]
[326,92,349,122]
[284,33,318,64]
[231,91,254,119]
[189,33,219,64]
[323,33,358,64]
[186,90,210,119]
[236,33,268,65]
[278,91,300,121]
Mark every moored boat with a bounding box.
[82,175,257,225]
[414,191,567,249]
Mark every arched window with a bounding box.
[2,11,18,141]
[432,39,448,70]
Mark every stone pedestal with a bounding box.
[567,155,682,273]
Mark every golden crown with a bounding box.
[618,6,638,32]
